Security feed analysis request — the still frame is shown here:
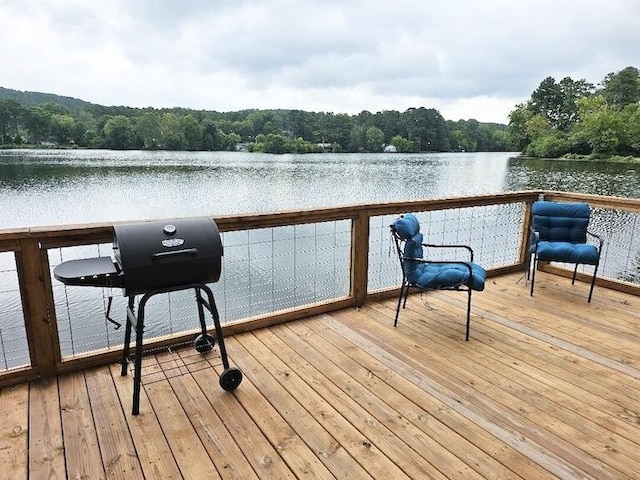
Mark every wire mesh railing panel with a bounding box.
[0,251,29,370]
[215,220,351,321]
[368,203,526,292]
[49,219,352,358]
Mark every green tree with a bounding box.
[201,119,220,150]
[349,124,366,152]
[365,126,384,152]
[264,133,286,153]
[182,114,202,150]
[324,113,353,149]
[50,113,75,144]
[221,132,241,151]
[0,99,23,144]
[572,96,624,154]
[161,112,185,150]
[390,135,417,153]
[103,115,133,149]
[135,112,162,149]
[287,110,314,140]
[601,66,640,108]
[529,76,594,131]
[24,105,51,142]
[402,107,448,151]
[508,103,533,150]
[620,104,640,155]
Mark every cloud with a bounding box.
[1,0,639,123]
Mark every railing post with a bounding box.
[15,238,60,377]
[350,211,370,307]
[518,200,533,268]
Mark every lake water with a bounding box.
[1,149,638,230]
[1,149,638,367]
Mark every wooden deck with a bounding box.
[2,271,639,479]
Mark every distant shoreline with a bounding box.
[513,154,640,164]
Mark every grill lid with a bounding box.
[53,217,223,296]
[113,217,223,296]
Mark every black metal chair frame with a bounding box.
[528,220,603,303]
[390,226,476,341]
[120,282,242,415]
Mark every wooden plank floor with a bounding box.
[2,271,640,479]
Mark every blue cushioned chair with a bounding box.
[528,201,603,302]
[390,213,486,340]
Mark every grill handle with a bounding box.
[152,248,198,260]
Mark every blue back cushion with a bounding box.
[392,213,420,240]
[531,201,590,243]
[392,214,423,284]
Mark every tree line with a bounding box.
[0,88,512,153]
[508,66,640,159]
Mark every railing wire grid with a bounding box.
[0,251,29,370]
[214,221,351,321]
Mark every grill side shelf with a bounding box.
[53,257,123,288]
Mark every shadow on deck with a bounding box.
[2,271,640,479]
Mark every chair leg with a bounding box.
[394,282,406,327]
[530,253,537,297]
[465,288,471,341]
[571,264,579,284]
[588,263,599,303]
[402,285,410,308]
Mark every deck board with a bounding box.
[59,372,106,479]
[3,271,640,479]
[28,378,65,479]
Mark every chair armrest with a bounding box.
[421,243,474,261]
[587,230,603,251]
[529,226,540,251]
[529,226,540,242]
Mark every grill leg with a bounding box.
[199,285,230,370]
[195,289,208,335]
[120,296,135,376]
[131,294,150,416]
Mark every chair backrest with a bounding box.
[391,214,424,284]
[531,201,591,244]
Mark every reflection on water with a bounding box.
[0,149,520,229]
[505,157,639,198]
[1,150,637,230]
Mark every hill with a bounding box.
[0,86,98,113]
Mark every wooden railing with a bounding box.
[1,190,639,387]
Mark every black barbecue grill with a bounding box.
[54,217,242,415]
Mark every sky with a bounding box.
[1,0,639,124]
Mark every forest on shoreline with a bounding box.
[0,87,510,154]
[1,65,639,158]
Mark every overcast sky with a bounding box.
[1,0,638,124]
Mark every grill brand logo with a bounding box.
[162,238,185,248]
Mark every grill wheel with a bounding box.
[194,333,216,353]
[220,367,243,391]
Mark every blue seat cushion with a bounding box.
[412,261,487,291]
[532,241,599,264]
[393,212,486,291]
